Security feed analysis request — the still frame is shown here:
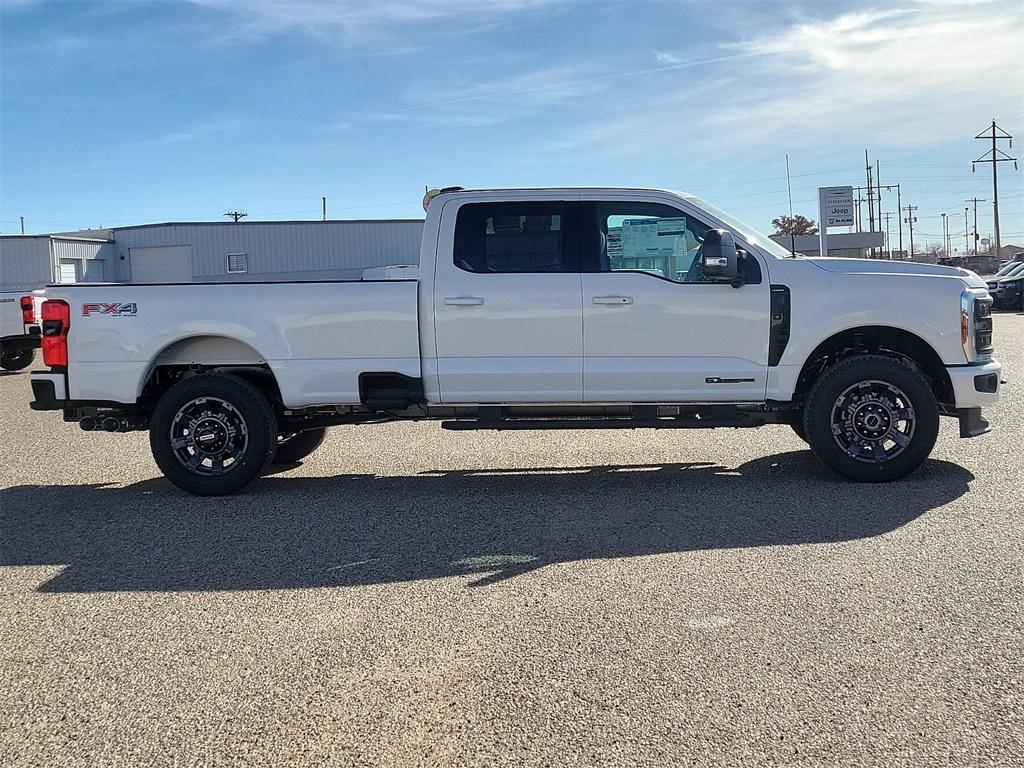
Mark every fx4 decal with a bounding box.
[82,302,138,317]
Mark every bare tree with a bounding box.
[772,214,819,236]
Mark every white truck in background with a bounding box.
[30,187,1001,495]
[0,290,44,371]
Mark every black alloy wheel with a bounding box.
[803,354,939,482]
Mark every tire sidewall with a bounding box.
[803,355,940,482]
[1,348,34,371]
[150,374,277,495]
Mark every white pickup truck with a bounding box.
[1,290,44,371]
[30,187,1001,495]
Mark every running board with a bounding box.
[441,412,776,431]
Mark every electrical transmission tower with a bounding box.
[224,210,248,223]
[972,120,1016,259]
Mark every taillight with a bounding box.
[41,299,70,368]
[20,296,36,325]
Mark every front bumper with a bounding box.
[946,358,1001,409]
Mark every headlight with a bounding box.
[961,289,994,361]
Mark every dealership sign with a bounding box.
[817,185,855,256]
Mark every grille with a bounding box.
[974,297,993,355]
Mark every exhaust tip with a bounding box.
[100,416,120,432]
[79,416,97,431]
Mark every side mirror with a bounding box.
[701,229,739,281]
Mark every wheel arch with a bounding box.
[793,325,954,406]
[138,334,283,407]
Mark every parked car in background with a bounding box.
[996,268,1024,311]
[0,289,43,371]
[991,262,1024,309]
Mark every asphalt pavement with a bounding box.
[2,314,1022,767]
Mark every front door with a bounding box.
[580,200,771,402]
[432,199,583,403]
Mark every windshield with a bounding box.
[994,261,1024,277]
[1001,263,1024,279]
[684,195,795,259]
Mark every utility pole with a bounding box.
[322,197,327,221]
[875,159,883,257]
[965,197,986,255]
[785,154,796,255]
[882,212,893,257]
[854,181,901,255]
[20,216,25,235]
[941,213,948,256]
[904,205,918,259]
[972,120,1016,259]
[224,210,248,223]
[964,207,969,256]
[896,183,903,256]
[865,150,875,238]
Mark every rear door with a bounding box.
[579,199,771,402]
[432,198,583,403]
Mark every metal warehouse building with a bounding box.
[0,235,115,290]
[0,219,424,290]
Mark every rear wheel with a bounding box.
[1,348,34,371]
[150,373,277,495]
[273,427,327,464]
[803,354,939,482]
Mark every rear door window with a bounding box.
[453,201,576,273]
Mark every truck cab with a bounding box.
[29,188,1001,494]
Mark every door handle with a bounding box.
[444,297,485,306]
[592,296,633,305]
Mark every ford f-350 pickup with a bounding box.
[30,187,1001,494]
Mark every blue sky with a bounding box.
[2,0,1022,250]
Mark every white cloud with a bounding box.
[180,0,558,44]
[655,51,683,65]
[144,116,242,146]
[713,2,1023,143]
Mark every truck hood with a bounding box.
[804,257,985,287]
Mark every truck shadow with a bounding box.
[2,452,974,593]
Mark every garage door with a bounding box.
[129,245,193,283]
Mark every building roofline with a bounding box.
[109,218,425,231]
[0,234,114,243]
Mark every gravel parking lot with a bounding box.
[2,314,1022,767]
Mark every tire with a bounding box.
[803,354,939,482]
[149,373,278,496]
[790,418,807,443]
[1,348,34,371]
[273,427,327,464]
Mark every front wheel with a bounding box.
[803,354,939,482]
[150,373,278,495]
[1,348,34,371]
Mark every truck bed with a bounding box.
[47,280,420,407]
